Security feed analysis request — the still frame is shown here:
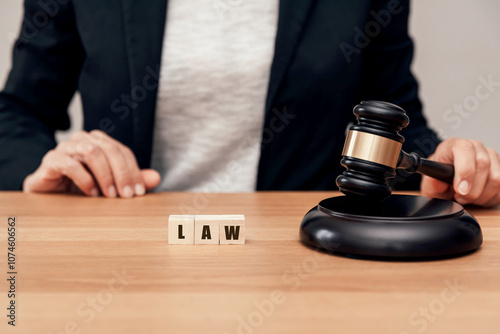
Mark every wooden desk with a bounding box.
[1,192,499,334]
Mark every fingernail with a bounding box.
[108,185,117,198]
[135,183,145,196]
[122,185,134,198]
[458,180,470,195]
[90,188,99,197]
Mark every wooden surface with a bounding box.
[1,191,499,334]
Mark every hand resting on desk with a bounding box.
[23,130,161,198]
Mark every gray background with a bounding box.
[1,1,499,150]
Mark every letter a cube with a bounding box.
[195,215,221,245]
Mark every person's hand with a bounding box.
[23,130,161,198]
[421,138,500,207]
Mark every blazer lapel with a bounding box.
[121,0,168,168]
[266,0,317,112]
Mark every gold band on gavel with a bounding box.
[341,130,402,168]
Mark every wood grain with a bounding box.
[1,191,499,334]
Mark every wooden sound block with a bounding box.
[168,215,195,244]
[219,215,245,245]
[300,195,482,258]
[195,215,221,245]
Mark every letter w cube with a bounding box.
[218,215,245,245]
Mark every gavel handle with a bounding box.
[398,151,455,184]
[417,157,455,184]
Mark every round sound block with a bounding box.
[300,195,482,258]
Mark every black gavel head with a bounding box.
[336,100,410,201]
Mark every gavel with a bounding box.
[336,100,455,201]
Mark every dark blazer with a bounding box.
[0,0,439,190]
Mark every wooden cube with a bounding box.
[195,215,221,245]
[219,215,245,245]
[168,215,195,244]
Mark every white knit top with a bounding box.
[151,0,279,192]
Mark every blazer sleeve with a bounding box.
[358,0,440,190]
[0,0,84,190]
